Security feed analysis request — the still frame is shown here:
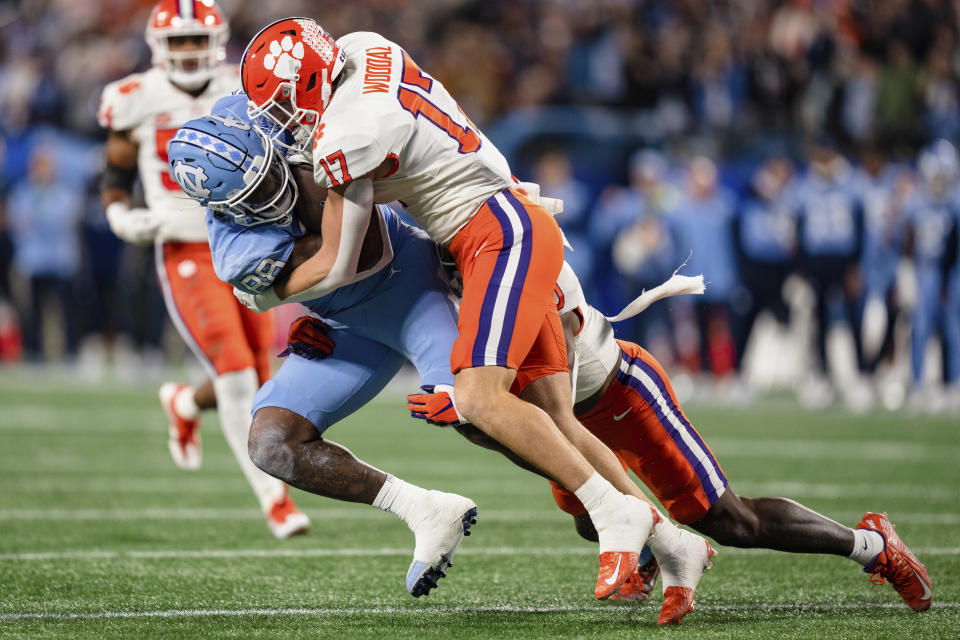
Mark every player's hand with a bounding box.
[407,384,464,427]
[232,286,282,312]
[105,202,160,245]
[279,315,335,360]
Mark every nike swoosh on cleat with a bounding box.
[920,575,932,601]
[603,554,624,586]
[613,409,631,421]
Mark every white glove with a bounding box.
[233,286,282,313]
[105,202,161,245]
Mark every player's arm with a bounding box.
[273,177,374,299]
[100,130,160,244]
[274,154,398,300]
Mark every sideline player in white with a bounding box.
[239,20,713,618]
[97,0,307,538]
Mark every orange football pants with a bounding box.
[550,340,728,524]
[156,241,274,384]
[448,188,567,390]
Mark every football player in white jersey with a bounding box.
[238,19,712,612]
[413,264,934,615]
[97,0,308,538]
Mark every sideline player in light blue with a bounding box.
[906,141,960,398]
[167,94,476,597]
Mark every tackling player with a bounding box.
[97,0,308,538]
[168,96,714,618]
[411,265,934,614]
[167,98,478,598]
[239,19,710,611]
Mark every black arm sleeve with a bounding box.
[100,162,138,193]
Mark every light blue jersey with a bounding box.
[205,94,459,433]
[794,169,863,259]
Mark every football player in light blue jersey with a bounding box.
[168,95,477,598]
[906,141,960,395]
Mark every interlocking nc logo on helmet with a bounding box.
[173,161,211,199]
[263,36,305,80]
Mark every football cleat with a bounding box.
[405,491,478,597]
[266,495,310,539]
[857,512,932,612]
[659,586,696,625]
[610,553,660,602]
[656,531,717,625]
[595,552,640,600]
[594,497,656,599]
[159,382,201,471]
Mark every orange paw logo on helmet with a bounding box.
[312,123,325,150]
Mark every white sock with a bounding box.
[573,472,622,514]
[173,386,200,420]
[645,509,679,557]
[214,368,286,513]
[574,473,652,553]
[372,475,429,527]
[849,528,885,567]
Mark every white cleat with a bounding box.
[266,495,310,539]
[159,382,201,471]
[656,528,717,625]
[405,491,478,597]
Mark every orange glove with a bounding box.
[406,384,464,426]
[279,315,335,360]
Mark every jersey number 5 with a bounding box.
[396,52,480,154]
[156,128,182,192]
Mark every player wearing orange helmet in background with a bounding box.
[238,18,713,622]
[97,0,308,538]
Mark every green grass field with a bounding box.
[1,374,958,638]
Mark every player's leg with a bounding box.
[449,190,653,598]
[157,241,304,537]
[158,378,215,470]
[248,327,477,597]
[596,340,930,611]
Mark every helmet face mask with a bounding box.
[241,17,345,156]
[209,137,298,226]
[146,0,229,90]
[245,82,319,156]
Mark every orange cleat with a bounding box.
[857,512,932,612]
[657,538,717,625]
[267,495,310,539]
[159,382,201,471]
[595,551,640,600]
[610,556,660,602]
[658,586,696,624]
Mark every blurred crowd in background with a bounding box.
[1,0,959,411]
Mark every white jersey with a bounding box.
[98,66,240,242]
[556,262,621,404]
[312,32,514,245]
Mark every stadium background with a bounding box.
[3,0,960,412]
[1,2,959,637]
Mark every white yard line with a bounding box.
[1,602,958,622]
[1,545,958,562]
[3,506,959,525]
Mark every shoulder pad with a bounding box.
[98,73,149,131]
[312,103,410,188]
[206,212,298,294]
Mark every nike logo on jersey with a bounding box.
[474,241,489,258]
[603,554,624,585]
[613,409,631,421]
